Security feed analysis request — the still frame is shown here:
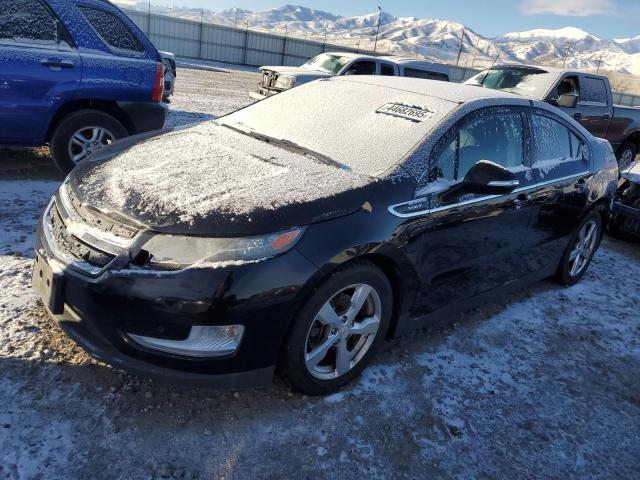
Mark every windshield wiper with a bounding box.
[221,124,348,170]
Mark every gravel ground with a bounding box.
[1,67,639,480]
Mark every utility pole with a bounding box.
[373,6,382,54]
[562,40,573,68]
[234,8,239,28]
[322,32,327,52]
[470,34,480,69]
[455,28,465,66]
[147,0,151,36]
[596,51,606,73]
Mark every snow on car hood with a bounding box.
[70,122,378,236]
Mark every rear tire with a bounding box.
[617,142,638,171]
[280,261,393,395]
[555,211,602,286]
[50,109,128,174]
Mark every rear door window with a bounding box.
[579,76,608,105]
[78,5,144,54]
[530,112,589,179]
[0,0,71,47]
[380,63,396,76]
[404,68,449,82]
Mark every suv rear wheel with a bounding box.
[280,261,393,395]
[50,109,128,174]
[617,142,638,171]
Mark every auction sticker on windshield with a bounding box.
[376,103,435,122]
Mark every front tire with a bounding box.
[50,109,128,174]
[280,261,393,395]
[555,212,602,286]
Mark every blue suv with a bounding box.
[0,0,167,173]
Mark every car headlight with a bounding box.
[141,227,305,270]
[275,75,296,89]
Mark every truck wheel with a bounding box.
[617,142,638,171]
[50,110,128,174]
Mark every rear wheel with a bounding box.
[50,110,128,174]
[555,212,602,286]
[617,142,638,171]
[280,261,393,395]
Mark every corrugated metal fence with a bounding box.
[125,9,367,67]
[124,8,640,103]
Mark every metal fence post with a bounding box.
[281,26,288,65]
[198,9,204,59]
[242,23,249,66]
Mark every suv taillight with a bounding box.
[151,62,163,102]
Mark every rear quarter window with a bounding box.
[78,5,144,54]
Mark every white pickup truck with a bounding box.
[249,52,451,100]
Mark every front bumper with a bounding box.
[249,85,285,101]
[32,192,319,388]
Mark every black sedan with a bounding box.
[32,76,619,395]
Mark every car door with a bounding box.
[0,0,81,144]
[575,74,612,139]
[522,109,592,271]
[399,107,537,317]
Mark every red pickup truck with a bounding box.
[466,64,640,168]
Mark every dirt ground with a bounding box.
[1,66,639,480]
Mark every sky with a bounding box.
[133,0,640,39]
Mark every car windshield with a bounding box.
[465,68,554,98]
[219,78,455,177]
[302,54,352,74]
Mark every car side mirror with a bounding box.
[437,160,519,204]
[344,69,357,76]
[463,160,519,195]
[556,93,579,108]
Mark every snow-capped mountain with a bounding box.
[115,2,640,75]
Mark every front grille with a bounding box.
[65,187,138,240]
[262,71,278,88]
[49,204,115,268]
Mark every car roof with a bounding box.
[322,52,450,68]
[330,75,525,104]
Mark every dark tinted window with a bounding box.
[0,0,63,45]
[78,6,144,53]
[347,61,376,75]
[580,77,608,105]
[532,114,571,162]
[432,111,524,183]
[404,68,449,82]
[380,63,395,76]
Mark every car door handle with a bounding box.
[603,114,611,121]
[41,59,75,69]
[573,113,583,120]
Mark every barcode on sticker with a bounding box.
[376,103,434,122]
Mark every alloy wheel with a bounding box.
[68,126,115,164]
[568,220,598,277]
[304,283,382,380]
